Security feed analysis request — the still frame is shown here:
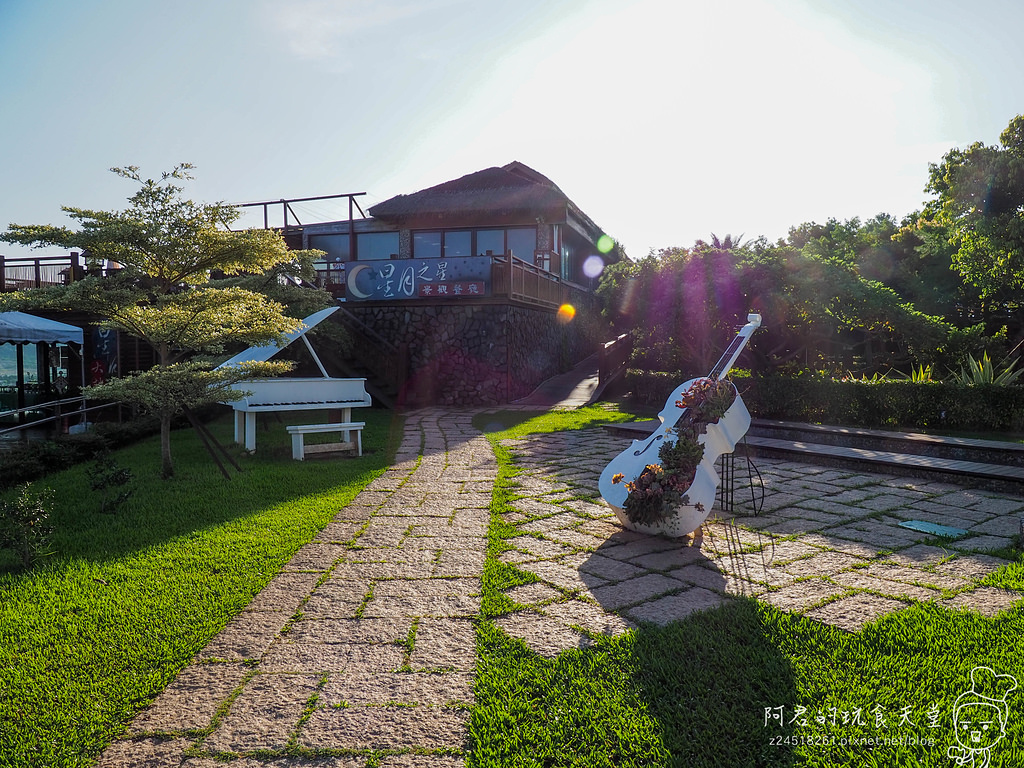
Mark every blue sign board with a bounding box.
[344,257,491,301]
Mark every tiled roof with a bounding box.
[368,161,568,219]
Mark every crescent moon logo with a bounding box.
[346,264,373,300]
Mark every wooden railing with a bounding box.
[1,253,82,291]
[490,255,590,310]
[599,333,633,389]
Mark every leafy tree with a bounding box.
[598,238,951,377]
[0,165,327,478]
[924,115,1024,310]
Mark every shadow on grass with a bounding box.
[471,600,798,767]
[1,407,403,567]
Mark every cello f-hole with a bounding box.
[632,434,663,457]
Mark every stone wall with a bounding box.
[346,300,601,406]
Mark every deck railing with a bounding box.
[490,255,590,310]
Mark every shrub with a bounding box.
[89,451,135,514]
[0,483,55,569]
[625,369,1024,432]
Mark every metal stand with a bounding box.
[716,437,765,516]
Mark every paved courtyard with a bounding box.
[97,411,1024,766]
[495,426,1024,655]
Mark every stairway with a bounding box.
[604,418,1024,493]
[322,306,406,410]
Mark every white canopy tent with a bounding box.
[0,311,84,345]
[0,312,86,417]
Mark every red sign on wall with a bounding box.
[418,281,485,298]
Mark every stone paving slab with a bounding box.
[182,756,366,768]
[627,587,728,625]
[942,586,1024,617]
[299,706,470,750]
[203,673,321,753]
[493,611,593,657]
[763,579,848,612]
[804,593,909,632]
[197,610,291,661]
[96,737,195,768]
[320,671,475,706]
[127,663,250,735]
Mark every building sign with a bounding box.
[90,327,119,385]
[345,257,491,301]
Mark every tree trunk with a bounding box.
[160,413,174,479]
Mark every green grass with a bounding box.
[470,408,1024,767]
[0,407,403,768]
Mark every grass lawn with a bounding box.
[470,408,1024,767]
[0,407,402,768]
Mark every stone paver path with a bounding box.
[494,428,1024,651]
[97,411,1024,765]
[98,409,490,768]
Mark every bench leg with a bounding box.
[356,429,362,457]
[291,433,305,461]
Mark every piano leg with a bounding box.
[245,412,257,452]
[234,410,244,446]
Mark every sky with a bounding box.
[1,0,1023,263]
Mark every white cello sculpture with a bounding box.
[599,314,762,538]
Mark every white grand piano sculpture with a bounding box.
[217,306,371,455]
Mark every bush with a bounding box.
[0,411,184,491]
[0,483,55,569]
[626,369,1024,432]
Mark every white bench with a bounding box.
[286,422,364,461]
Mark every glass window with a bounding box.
[308,233,351,262]
[507,228,537,260]
[413,231,441,258]
[356,232,400,260]
[444,230,472,257]
[476,229,504,256]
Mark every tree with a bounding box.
[0,165,328,478]
[597,237,950,377]
[924,115,1024,309]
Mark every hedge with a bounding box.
[625,369,1024,433]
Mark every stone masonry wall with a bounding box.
[346,301,600,406]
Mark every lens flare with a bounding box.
[583,254,605,278]
[556,303,576,324]
[597,234,615,254]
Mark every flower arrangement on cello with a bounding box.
[612,377,737,526]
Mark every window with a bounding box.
[475,229,504,256]
[308,234,351,262]
[444,230,472,257]
[413,231,442,258]
[356,232,400,260]
[506,228,537,259]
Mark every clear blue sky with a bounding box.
[2,0,1022,262]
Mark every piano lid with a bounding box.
[216,305,339,372]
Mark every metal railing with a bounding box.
[0,397,121,441]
